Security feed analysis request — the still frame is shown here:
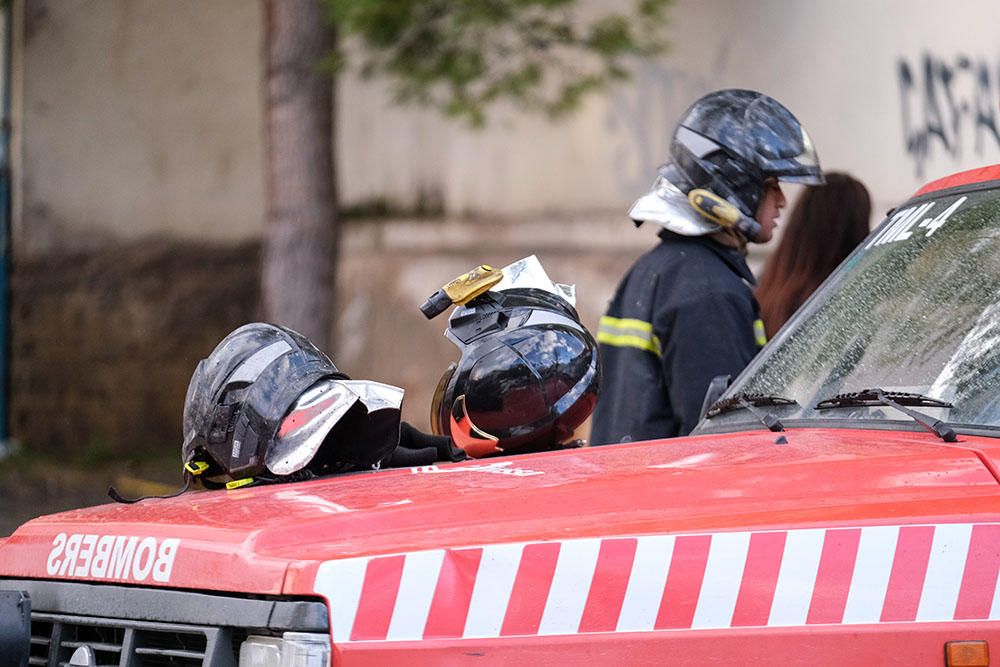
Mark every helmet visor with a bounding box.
[771,127,824,185]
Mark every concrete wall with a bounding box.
[14,0,1000,252]
[11,239,259,454]
[15,0,264,253]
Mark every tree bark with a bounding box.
[262,0,337,350]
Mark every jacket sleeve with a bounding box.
[658,290,759,436]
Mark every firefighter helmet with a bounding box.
[430,286,600,457]
[669,88,823,215]
[181,323,401,481]
[629,89,823,236]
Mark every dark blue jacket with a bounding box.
[590,230,765,444]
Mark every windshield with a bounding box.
[698,182,1000,433]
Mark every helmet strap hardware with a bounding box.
[184,460,211,476]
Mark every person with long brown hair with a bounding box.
[756,172,871,338]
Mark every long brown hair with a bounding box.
[756,172,872,338]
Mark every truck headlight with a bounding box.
[239,632,331,667]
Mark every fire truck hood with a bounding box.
[2,428,1000,595]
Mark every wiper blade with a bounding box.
[706,392,798,432]
[815,389,952,409]
[814,388,957,442]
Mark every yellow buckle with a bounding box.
[226,478,254,490]
[184,461,210,476]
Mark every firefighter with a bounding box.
[590,89,824,444]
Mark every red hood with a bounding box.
[2,428,999,595]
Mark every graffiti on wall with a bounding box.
[606,48,731,198]
[899,53,1000,178]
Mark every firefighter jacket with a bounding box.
[589,229,766,445]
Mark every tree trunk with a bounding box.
[261,0,337,350]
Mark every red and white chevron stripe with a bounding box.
[313,523,1000,643]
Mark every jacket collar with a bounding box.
[657,229,757,286]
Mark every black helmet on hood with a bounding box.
[430,287,600,457]
[664,88,824,218]
[181,323,402,482]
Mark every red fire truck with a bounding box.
[3,166,1000,666]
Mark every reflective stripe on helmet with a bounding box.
[597,316,662,356]
[227,340,292,384]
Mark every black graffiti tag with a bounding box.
[899,53,1000,178]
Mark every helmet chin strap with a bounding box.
[108,473,193,504]
[713,228,750,256]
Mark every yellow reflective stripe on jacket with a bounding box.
[597,316,662,356]
[754,318,767,347]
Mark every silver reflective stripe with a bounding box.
[228,340,292,383]
[675,125,721,158]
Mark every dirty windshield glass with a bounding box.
[699,184,1000,432]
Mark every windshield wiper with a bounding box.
[814,388,957,442]
[706,392,797,432]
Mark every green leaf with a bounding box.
[321,0,673,126]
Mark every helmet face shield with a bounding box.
[770,127,824,185]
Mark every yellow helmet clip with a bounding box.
[184,460,211,476]
[688,189,742,229]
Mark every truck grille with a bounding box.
[29,613,245,666]
[1,579,328,667]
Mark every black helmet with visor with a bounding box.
[666,88,824,218]
[430,257,601,457]
[181,323,402,484]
